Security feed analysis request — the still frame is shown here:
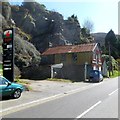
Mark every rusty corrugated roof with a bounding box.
[42,43,97,55]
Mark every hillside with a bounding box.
[10,2,82,53]
[0,1,83,79]
[1,1,119,79]
[1,2,42,78]
[92,32,107,47]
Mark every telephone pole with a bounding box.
[108,41,113,77]
[108,41,111,77]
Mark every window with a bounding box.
[72,53,77,63]
[0,77,8,85]
[61,54,66,62]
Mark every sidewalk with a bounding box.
[0,79,104,116]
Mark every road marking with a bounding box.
[0,84,94,116]
[109,89,118,96]
[0,94,63,116]
[75,101,101,119]
[1,82,103,116]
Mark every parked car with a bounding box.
[89,70,103,82]
[0,76,24,99]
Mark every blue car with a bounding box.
[89,70,103,82]
[0,76,24,99]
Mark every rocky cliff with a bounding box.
[1,2,41,78]
[1,1,81,79]
[11,2,81,53]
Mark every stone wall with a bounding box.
[21,65,51,80]
[54,64,92,82]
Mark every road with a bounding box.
[3,77,119,119]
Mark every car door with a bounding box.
[0,77,13,96]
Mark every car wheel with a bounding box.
[98,79,101,82]
[13,89,21,99]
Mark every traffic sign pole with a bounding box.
[3,28,14,82]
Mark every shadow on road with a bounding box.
[0,96,14,101]
[84,80,101,83]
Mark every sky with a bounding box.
[9,0,119,34]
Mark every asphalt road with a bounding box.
[3,77,119,119]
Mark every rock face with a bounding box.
[1,2,41,78]
[14,35,41,68]
[1,1,82,79]
[2,2,11,21]
[11,2,81,53]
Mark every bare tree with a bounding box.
[82,19,94,33]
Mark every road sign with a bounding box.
[3,28,14,82]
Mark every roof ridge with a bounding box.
[42,43,97,55]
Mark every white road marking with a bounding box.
[0,85,93,116]
[0,94,63,116]
[109,89,118,96]
[1,82,104,116]
[75,101,101,119]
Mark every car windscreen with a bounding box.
[0,77,9,85]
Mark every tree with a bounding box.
[68,14,78,23]
[82,19,94,33]
[81,27,90,37]
[116,35,120,57]
[102,54,118,70]
[105,30,119,59]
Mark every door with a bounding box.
[0,77,12,96]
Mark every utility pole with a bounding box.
[108,41,111,77]
[108,41,113,77]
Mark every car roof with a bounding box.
[0,76,6,79]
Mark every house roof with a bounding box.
[42,43,97,55]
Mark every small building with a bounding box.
[42,43,102,81]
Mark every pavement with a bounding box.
[0,78,110,117]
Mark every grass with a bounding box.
[109,70,120,78]
[47,78,73,83]
[14,79,30,84]
[14,79,32,91]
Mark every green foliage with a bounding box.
[81,27,90,37]
[38,4,46,10]
[116,35,120,57]
[17,28,32,41]
[80,27,92,43]
[68,14,78,23]
[14,79,30,84]
[105,30,117,46]
[47,78,73,83]
[105,30,119,59]
[102,54,118,70]
[109,70,120,78]
[2,2,10,6]
[14,79,32,91]
[23,2,46,13]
